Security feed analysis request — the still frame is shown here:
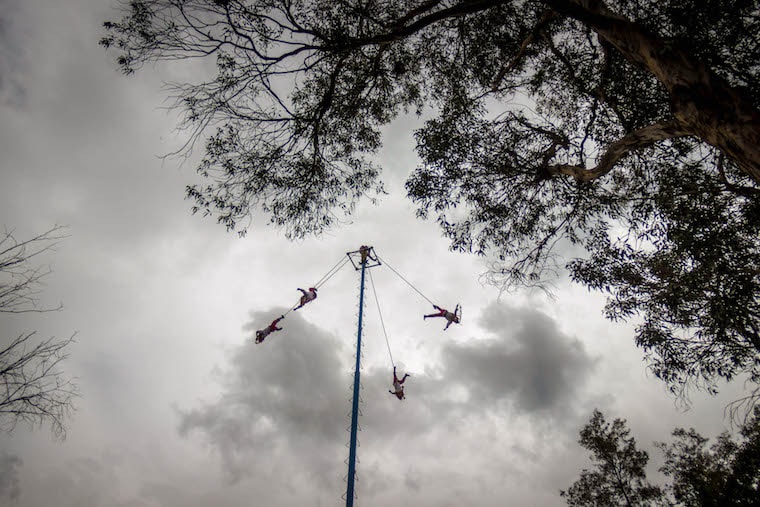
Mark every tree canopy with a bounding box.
[564,407,760,506]
[101,0,760,396]
[561,409,664,506]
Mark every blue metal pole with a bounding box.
[346,258,366,507]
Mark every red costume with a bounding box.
[423,304,460,330]
[255,315,284,344]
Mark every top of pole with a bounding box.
[346,245,381,270]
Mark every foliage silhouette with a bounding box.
[564,407,760,506]
[101,0,760,398]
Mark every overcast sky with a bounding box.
[0,1,751,506]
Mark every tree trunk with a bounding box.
[548,0,760,183]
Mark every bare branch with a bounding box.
[0,332,78,438]
[0,225,68,314]
[725,385,760,428]
[547,120,693,182]
[0,226,77,437]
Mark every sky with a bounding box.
[0,1,752,506]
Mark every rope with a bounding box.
[283,255,351,316]
[315,255,351,288]
[375,254,435,306]
[368,268,394,368]
[316,256,350,289]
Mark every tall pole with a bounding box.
[346,257,366,507]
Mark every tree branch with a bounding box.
[547,120,693,182]
[546,0,760,183]
[0,332,78,438]
[716,152,760,198]
[354,0,508,47]
[491,9,559,91]
[0,226,67,314]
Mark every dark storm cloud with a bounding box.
[327,302,599,444]
[0,1,27,107]
[0,0,210,259]
[356,364,452,439]
[10,449,169,507]
[440,303,597,416]
[177,308,350,484]
[0,451,21,502]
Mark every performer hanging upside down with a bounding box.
[255,315,285,344]
[388,366,411,400]
[424,304,460,330]
[294,287,318,310]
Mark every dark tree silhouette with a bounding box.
[565,408,760,506]
[561,409,665,506]
[0,226,77,437]
[101,1,760,398]
[657,406,760,506]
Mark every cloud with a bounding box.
[175,302,598,506]
[440,303,597,417]
[0,1,28,107]
[177,307,350,486]
[0,451,21,502]
[7,452,140,507]
[179,301,598,457]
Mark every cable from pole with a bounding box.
[368,268,394,368]
[316,256,350,289]
[314,255,351,288]
[375,254,435,306]
[282,256,351,317]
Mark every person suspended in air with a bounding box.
[255,315,285,344]
[358,245,377,264]
[294,287,318,310]
[424,304,460,330]
[388,366,411,400]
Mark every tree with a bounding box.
[0,226,77,437]
[560,409,665,506]
[565,408,760,506]
[656,406,760,506]
[100,1,760,397]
